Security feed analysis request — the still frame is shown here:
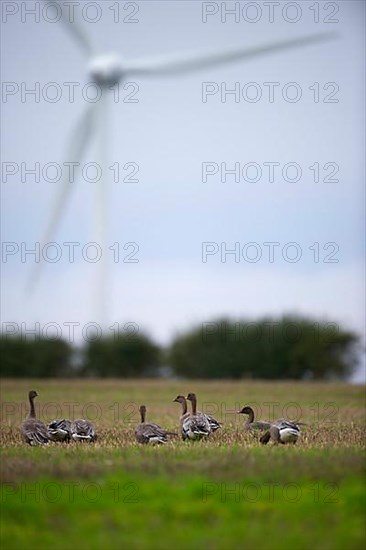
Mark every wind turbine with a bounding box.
[29,0,335,325]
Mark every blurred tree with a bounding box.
[82,332,161,377]
[1,317,359,379]
[168,317,360,380]
[0,337,73,377]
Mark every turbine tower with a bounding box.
[29,0,335,326]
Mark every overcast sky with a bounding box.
[1,1,365,380]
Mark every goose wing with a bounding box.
[205,414,222,432]
[247,420,272,431]
[148,423,177,437]
[274,419,301,431]
[193,413,211,434]
[135,422,170,444]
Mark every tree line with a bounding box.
[0,316,360,380]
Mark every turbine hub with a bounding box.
[88,54,124,87]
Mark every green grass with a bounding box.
[1,379,365,550]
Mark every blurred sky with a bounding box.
[1,1,365,381]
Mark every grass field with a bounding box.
[1,379,365,550]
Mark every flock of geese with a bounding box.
[20,390,303,447]
[21,391,96,444]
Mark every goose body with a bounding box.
[260,420,301,445]
[174,395,211,440]
[135,405,177,444]
[71,419,97,442]
[181,414,211,440]
[186,392,221,433]
[20,391,49,446]
[48,419,72,442]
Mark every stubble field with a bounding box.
[1,379,365,550]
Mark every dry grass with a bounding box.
[1,379,365,550]
[1,378,365,481]
[1,378,365,444]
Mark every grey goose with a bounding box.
[239,405,302,444]
[20,390,49,446]
[186,392,221,432]
[173,395,211,441]
[135,405,177,445]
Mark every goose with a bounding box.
[238,406,272,431]
[71,419,97,442]
[173,395,211,440]
[134,405,177,445]
[20,390,49,445]
[238,405,302,444]
[48,419,72,442]
[260,420,301,445]
[186,392,221,432]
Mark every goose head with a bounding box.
[186,392,196,402]
[238,406,256,424]
[173,395,186,404]
[238,406,253,415]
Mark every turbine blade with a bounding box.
[95,93,109,326]
[124,33,337,76]
[27,103,97,292]
[42,0,94,56]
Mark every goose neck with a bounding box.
[29,395,36,419]
[181,399,187,415]
[246,407,255,424]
